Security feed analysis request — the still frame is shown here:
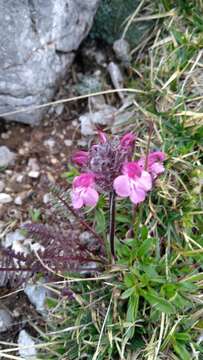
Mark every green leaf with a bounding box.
[127,294,139,323]
[124,274,135,288]
[171,292,191,309]
[137,237,155,258]
[175,332,191,342]
[141,226,148,240]
[121,287,135,299]
[125,294,139,339]
[116,214,131,224]
[142,290,175,314]
[173,342,191,360]
[95,208,106,234]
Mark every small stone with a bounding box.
[0,180,5,192]
[43,138,56,149]
[18,330,37,359]
[14,196,23,206]
[16,174,24,183]
[5,169,12,176]
[75,75,102,95]
[79,105,116,136]
[107,62,125,101]
[1,132,10,140]
[0,309,13,333]
[50,157,58,165]
[0,193,12,204]
[64,139,73,147]
[28,170,40,179]
[72,120,78,127]
[28,158,40,171]
[77,139,88,147]
[24,282,48,314]
[113,38,131,65]
[89,95,106,111]
[55,103,64,116]
[0,146,15,167]
[43,193,51,204]
[4,229,26,249]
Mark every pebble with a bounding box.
[1,132,10,140]
[64,139,73,147]
[55,103,64,116]
[0,309,13,333]
[0,193,12,204]
[16,174,24,183]
[43,193,51,204]
[79,105,116,136]
[14,195,23,205]
[113,38,131,65]
[107,62,124,101]
[24,282,49,314]
[77,139,88,147]
[0,180,5,192]
[4,229,26,249]
[28,158,40,171]
[72,120,78,127]
[50,157,59,165]
[0,146,16,167]
[28,170,40,179]
[18,330,37,359]
[43,138,56,149]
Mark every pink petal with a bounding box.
[73,173,95,188]
[120,132,136,148]
[148,151,165,164]
[129,186,146,204]
[82,188,99,207]
[137,171,152,191]
[122,162,142,178]
[71,191,84,209]
[113,175,131,197]
[98,131,107,143]
[72,151,89,166]
[150,162,165,177]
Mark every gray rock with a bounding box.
[113,38,131,65]
[75,75,102,95]
[0,309,13,333]
[79,104,116,136]
[28,170,40,179]
[0,193,13,204]
[0,180,5,192]
[0,146,15,167]
[0,0,100,125]
[18,330,37,359]
[107,62,125,101]
[4,229,26,250]
[24,282,49,314]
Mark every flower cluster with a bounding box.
[71,132,165,209]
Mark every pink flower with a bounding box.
[71,173,99,209]
[113,162,152,204]
[120,132,136,149]
[98,131,108,144]
[72,151,89,166]
[138,151,165,179]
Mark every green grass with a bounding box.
[30,2,203,359]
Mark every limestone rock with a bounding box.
[0,0,100,125]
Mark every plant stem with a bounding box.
[109,191,116,262]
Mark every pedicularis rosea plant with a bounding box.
[71,131,165,262]
[0,130,165,283]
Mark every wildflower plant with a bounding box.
[71,130,165,261]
